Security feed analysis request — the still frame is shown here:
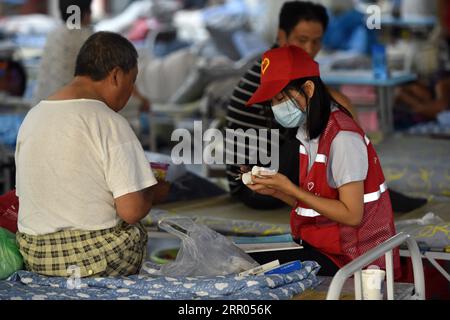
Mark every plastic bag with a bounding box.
[395,212,449,249]
[144,152,187,183]
[0,227,23,280]
[155,217,259,277]
[395,212,444,229]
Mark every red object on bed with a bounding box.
[127,18,151,41]
[0,189,19,233]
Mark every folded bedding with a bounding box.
[0,261,320,300]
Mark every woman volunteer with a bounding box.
[244,46,400,276]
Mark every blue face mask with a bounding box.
[272,98,306,128]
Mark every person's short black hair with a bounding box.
[74,31,138,81]
[279,1,329,35]
[59,0,92,23]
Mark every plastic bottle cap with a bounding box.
[252,166,277,177]
[242,172,254,185]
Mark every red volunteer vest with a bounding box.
[290,110,400,274]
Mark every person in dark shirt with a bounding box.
[225,1,355,210]
[395,0,450,125]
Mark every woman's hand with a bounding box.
[244,173,298,207]
[246,183,278,197]
[251,173,298,197]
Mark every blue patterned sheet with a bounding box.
[377,136,450,199]
[407,121,450,137]
[0,261,320,300]
[405,111,450,138]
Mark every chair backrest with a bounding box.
[326,232,425,300]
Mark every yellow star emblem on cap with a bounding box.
[261,58,270,75]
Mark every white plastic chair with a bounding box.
[326,232,425,300]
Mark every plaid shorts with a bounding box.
[16,221,148,278]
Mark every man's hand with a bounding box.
[115,187,154,225]
[114,180,171,225]
[151,180,171,205]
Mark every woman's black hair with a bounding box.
[280,77,352,140]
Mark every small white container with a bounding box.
[242,172,254,185]
[362,269,386,300]
[251,166,277,177]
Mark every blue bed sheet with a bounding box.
[0,261,320,300]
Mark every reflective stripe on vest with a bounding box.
[315,154,327,164]
[364,135,371,146]
[295,182,388,217]
[300,145,327,164]
[295,207,321,217]
[364,182,388,204]
[300,145,307,155]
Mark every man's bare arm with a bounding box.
[114,186,155,225]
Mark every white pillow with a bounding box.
[136,48,197,103]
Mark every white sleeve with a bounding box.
[328,131,368,188]
[103,123,158,199]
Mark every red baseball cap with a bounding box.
[246,46,320,106]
